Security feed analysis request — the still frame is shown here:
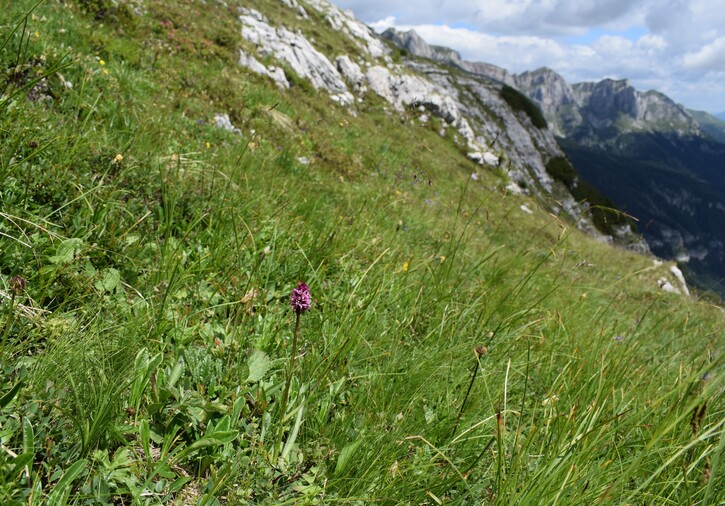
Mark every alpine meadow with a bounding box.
[0,0,723,504]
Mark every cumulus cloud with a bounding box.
[683,37,725,69]
[332,0,725,113]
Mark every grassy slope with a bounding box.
[1,1,723,504]
[559,133,725,298]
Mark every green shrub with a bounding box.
[545,156,577,186]
[547,157,634,234]
[500,84,547,129]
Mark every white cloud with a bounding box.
[331,0,725,113]
[637,34,667,52]
[683,37,725,69]
[369,16,397,32]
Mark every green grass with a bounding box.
[1,1,723,504]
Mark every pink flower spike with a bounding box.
[290,282,311,313]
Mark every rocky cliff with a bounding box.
[521,72,701,142]
[383,29,703,142]
[236,2,648,245]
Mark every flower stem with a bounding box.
[274,310,301,461]
[1,290,17,355]
[451,357,479,439]
[450,346,488,440]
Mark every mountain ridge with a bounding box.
[382,28,705,140]
[689,109,725,143]
[382,27,725,296]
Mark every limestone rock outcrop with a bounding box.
[235,3,644,244]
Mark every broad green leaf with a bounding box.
[215,414,231,432]
[49,238,83,265]
[154,462,176,480]
[168,358,185,388]
[130,349,163,407]
[282,401,306,461]
[94,267,121,293]
[0,380,23,409]
[46,459,87,506]
[140,418,150,461]
[334,439,363,476]
[147,352,163,371]
[22,416,34,455]
[133,348,149,374]
[54,458,87,489]
[232,396,245,422]
[246,350,270,383]
[205,429,238,445]
[176,430,239,460]
[169,476,192,494]
[11,452,33,478]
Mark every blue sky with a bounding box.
[331,0,725,115]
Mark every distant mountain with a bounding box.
[514,71,725,296]
[514,68,701,141]
[717,112,725,121]
[383,28,725,296]
[559,134,725,294]
[689,109,725,144]
[383,29,516,84]
[514,72,725,296]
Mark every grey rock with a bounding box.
[238,50,289,89]
[238,7,267,23]
[384,29,701,141]
[335,55,366,92]
[381,28,515,85]
[364,65,459,123]
[214,113,242,135]
[381,28,437,60]
[467,151,499,166]
[239,12,353,104]
[514,69,701,140]
[514,68,581,137]
[279,0,308,18]
[304,0,388,58]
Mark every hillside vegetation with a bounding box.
[560,133,725,298]
[1,1,723,504]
